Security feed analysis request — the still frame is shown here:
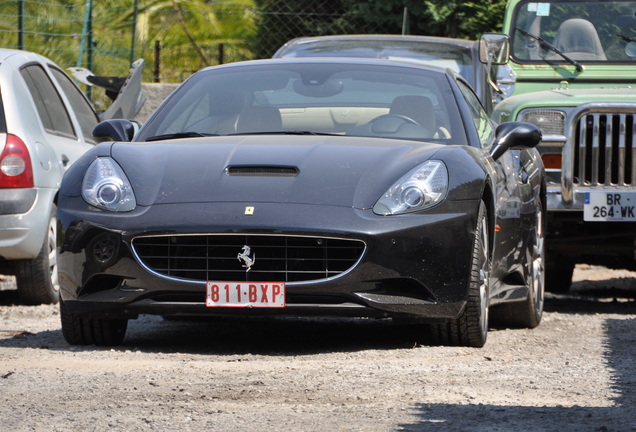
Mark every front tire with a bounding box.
[492,200,545,328]
[15,206,60,305]
[60,301,128,346]
[545,253,574,293]
[430,200,490,347]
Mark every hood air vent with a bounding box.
[225,166,299,177]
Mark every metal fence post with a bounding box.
[18,0,24,50]
[130,0,139,65]
[154,40,161,83]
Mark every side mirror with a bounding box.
[479,33,510,65]
[92,119,136,143]
[480,33,511,99]
[490,121,542,160]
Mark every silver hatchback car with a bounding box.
[0,49,142,304]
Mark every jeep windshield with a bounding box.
[511,0,636,64]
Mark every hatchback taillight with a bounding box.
[0,134,34,188]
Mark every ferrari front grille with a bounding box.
[573,113,636,186]
[132,234,365,283]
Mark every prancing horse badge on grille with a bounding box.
[237,245,256,272]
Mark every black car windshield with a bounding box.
[277,39,476,88]
[511,0,636,63]
[139,61,466,145]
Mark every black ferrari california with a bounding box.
[57,58,545,347]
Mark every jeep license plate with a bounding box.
[584,192,636,221]
[206,282,286,307]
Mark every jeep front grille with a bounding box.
[132,235,365,283]
[573,113,636,186]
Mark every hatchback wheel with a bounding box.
[15,206,59,305]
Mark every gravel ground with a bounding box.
[2,84,632,431]
[0,265,634,431]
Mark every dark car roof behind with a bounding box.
[273,34,477,58]
[271,35,477,89]
[205,56,457,77]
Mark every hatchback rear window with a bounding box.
[20,64,76,139]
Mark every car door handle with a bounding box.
[60,154,70,168]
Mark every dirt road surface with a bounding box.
[1,265,634,432]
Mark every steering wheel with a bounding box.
[368,114,434,136]
[371,114,420,126]
[435,126,451,139]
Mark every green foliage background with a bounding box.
[252,0,507,58]
[1,0,508,89]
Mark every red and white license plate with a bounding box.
[206,281,286,308]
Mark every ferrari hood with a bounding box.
[111,135,443,209]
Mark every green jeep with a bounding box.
[491,0,636,291]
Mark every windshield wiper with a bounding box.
[280,130,339,136]
[515,27,584,72]
[229,130,339,136]
[145,132,219,142]
[618,34,636,43]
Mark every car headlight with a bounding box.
[373,160,448,215]
[82,157,136,212]
[520,109,565,135]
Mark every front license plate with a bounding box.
[206,282,286,308]
[584,192,636,221]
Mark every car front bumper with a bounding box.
[545,184,636,267]
[58,198,480,321]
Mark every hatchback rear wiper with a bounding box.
[145,131,219,141]
[515,27,584,72]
